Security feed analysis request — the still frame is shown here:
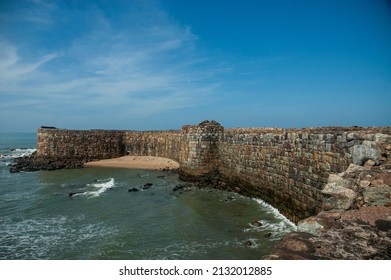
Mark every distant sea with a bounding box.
[0,132,295,260]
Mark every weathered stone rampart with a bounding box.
[37,128,126,160]
[219,127,391,221]
[30,122,391,222]
[180,120,223,178]
[124,130,182,162]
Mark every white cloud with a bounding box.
[0,45,58,81]
[0,1,222,130]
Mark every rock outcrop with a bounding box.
[264,160,391,259]
[10,152,86,173]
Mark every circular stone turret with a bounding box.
[179,120,224,179]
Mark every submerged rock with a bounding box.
[250,221,262,227]
[172,183,193,192]
[142,183,153,189]
[244,239,257,248]
[68,191,84,198]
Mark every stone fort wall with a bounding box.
[36,122,391,222]
[219,127,391,221]
[37,128,182,162]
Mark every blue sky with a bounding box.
[0,0,390,132]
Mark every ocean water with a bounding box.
[0,133,296,260]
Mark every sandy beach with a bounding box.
[84,155,180,170]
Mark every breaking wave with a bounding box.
[0,215,117,259]
[0,148,37,166]
[242,198,297,240]
[0,148,36,160]
[84,178,115,198]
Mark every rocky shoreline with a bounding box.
[9,152,86,173]
[9,151,391,260]
[263,161,391,259]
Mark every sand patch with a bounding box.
[84,155,179,170]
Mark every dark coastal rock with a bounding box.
[172,183,193,192]
[222,195,236,202]
[143,183,153,189]
[68,192,77,198]
[375,219,391,231]
[160,167,179,174]
[68,191,84,198]
[9,153,86,173]
[250,221,262,227]
[264,233,272,238]
[128,183,154,192]
[244,239,257,248]
[171,183,193,195]
[263,232,324,260]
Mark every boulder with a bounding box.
[345,163,366,175]
[322,183,357,210]
[352,144,380,166]
[363,185,391,206]
[297,217,324,235]
[327,174,358,191]
[262,232,323,260]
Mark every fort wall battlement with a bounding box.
[36,121,391,221]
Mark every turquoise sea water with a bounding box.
[0,133,295,260]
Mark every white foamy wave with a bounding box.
[244,220,294,239]
[254,198,297,230]
[0,148,37,160]
[122,239,235,260]
[84,178,115,198]
[0,216,117,259]
[242,198,297,240]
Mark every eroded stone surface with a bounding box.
[265,161,391,260]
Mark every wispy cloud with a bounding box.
[0,1,221,130]
[0,40,58,81]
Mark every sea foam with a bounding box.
[1,148,37,159]
[254,198,297,229]
[241,198,297,240]
[84,178,115,198]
